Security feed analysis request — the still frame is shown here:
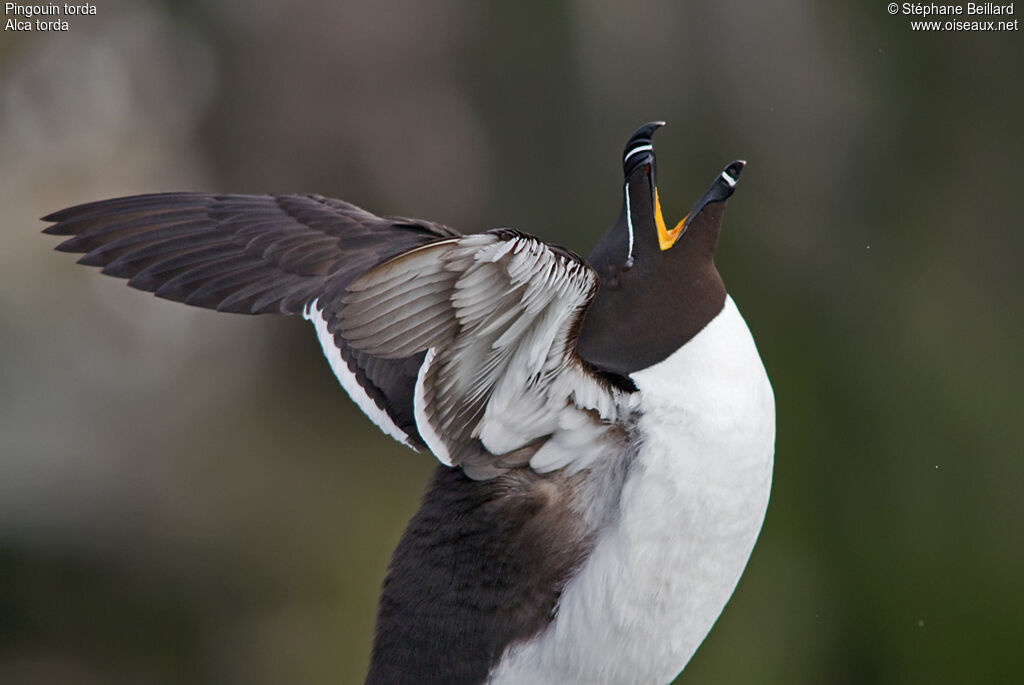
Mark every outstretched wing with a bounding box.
[43,192,459,448]
[43,192,457,314]
[338,230,630,479]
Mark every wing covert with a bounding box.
[338,230,630,479]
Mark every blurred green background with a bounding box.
[2,1,1022,683]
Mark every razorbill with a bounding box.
[43,122,775,685]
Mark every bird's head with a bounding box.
[577,122,745,376]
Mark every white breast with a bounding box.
[489,295,775,685]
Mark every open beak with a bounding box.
[656,160,746,250]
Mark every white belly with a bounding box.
[489,296,775,685]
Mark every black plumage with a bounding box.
[367,467,589,685]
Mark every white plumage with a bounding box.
[303,299,416,448]
[489,296,775,684]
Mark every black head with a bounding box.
[577,122,745,375]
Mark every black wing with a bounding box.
[43,192,460,448]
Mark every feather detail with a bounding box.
[339,231,628,478]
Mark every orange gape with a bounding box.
[655,189,686,251]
